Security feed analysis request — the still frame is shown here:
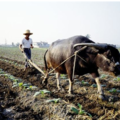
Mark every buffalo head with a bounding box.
[101,46,120,76]
[74,43,120,76]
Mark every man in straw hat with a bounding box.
[19,30,34,71]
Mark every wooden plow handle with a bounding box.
[28,60,45,76]
[22,52,45,76]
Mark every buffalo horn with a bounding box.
[73,43,110,50]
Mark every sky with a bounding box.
[0,1,120,45]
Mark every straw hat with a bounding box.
[23,30,33,35]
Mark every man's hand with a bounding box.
[20,48,23,53]
[31,45,34,49]
[21,50,24,53]
[19,44,24,53]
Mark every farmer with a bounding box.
[19,30,34,71]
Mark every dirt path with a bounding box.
[0,57,120,119]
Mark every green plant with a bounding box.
[109,88,120,93]
[100,74,108,79]
[33,89,51,97]
[39,89,51,94]
[22,84,30,89]
[113,77,120,81]
[39,90,50,98]
[12,84,18,88]
[13,81,18,85]
[101,84,106,87]
[81,80,85,84]
[18,82,23,87]
[26,85,38,90]
[81,80,89,85]
[71,103,92,117]
[71,107,79,114]
[78,103,85,115]
[13,79,19,82]
[109,88,117,93]
[46,98,61,103]
[117,77,120,81]
[91,84,97,88]
[0,69,4,74]
[60,74,67,79]
[29,85,33,89]
[40,91,45,97]
[33,91,41,97]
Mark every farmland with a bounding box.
[0,47,46,66]
[0,47,120,119]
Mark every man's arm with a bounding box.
[19,44,23,52]
[31,44,34,48]
[31,39,34,48]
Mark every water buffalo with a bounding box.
[43,35,120,100]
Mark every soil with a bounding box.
[0,57,120,120]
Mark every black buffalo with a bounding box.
[43,35,120,99]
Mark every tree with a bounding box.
[86,34,90,39]
[12,42,15,46]
[16,42,20,46]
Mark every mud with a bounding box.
[0,57,120,119]
[0,78,42,120]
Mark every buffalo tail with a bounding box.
[44,49,48,71]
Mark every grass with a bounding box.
[0,47,47,66]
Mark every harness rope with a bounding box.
[72,51,77,80]
[23,46,88,79]
[48,46,87,80]
[48,54,75,74]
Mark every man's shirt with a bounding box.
[21,38,33,48]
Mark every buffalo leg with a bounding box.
[42,71,48,85]
[95,77,105,100]
[95,77,104,95]
[68,78,73,94]
[56,73,61,90]
[67,71,73,94]
[66,65,74,95]
[91,72,105,100]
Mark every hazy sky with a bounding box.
[0,1,120,45]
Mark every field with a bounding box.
[0,47,120,119]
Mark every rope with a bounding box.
[77,55,87,63]
[22,46,87,78]
[72,52,77,80]
[48,54,75,74]
[48,46,87,77]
